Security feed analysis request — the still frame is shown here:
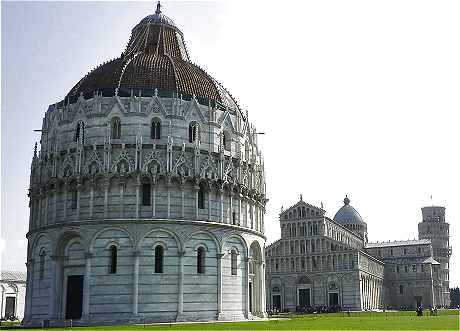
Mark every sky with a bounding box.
[1,1,459,287]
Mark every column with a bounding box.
[260,261,267,316]
[217,253,224,319]
[135,182,140,219]
[254,205,258,231]
[103,180,109,219]
[167,187,171,218]
[207,187,211,221]
[194,185,199,220]
[366,278,369,309]
[363,277,367,310]
[152,184,156,218]
[76,183,81,220]
[340,277,344,307]
[245,257,251,318]
[177,250,185,320]
[89,185,94,219]
[38,195,44,227]
[261,207,265,233]
[244,198,248,227]
[24,259,34,322]
[369,278,373,309]
[219,188,224,223]
[367,278,370,309]
[53,190,57,223]
[61,188,66,222]
[83,253,92,320]
[48,256,58,319]
[132,251,139,315]
[377,281,380,309]
[180,186,185,218]
[119,182,124,218]
[238,194,242,226]
[229,192,233,224]
[371,277,375,309]
[44,193,49,225]
[374,280,377,308]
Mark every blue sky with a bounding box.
[2,1,459,287]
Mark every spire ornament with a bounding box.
[155,1,162,14]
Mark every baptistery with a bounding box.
[24,3,266,326]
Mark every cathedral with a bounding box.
[24,3,266,326]
[265,196,451,311]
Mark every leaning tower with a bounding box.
[418,206,451,307]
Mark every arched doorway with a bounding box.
[296,276,313,308]
[249,241,266,317]
[54,233,86,321]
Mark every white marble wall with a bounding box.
[24,221,265,326]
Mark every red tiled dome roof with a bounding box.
[66,3,238,109]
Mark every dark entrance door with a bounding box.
[249,282,253,313]
[66,275,84,319]
[4,297,16,318]
[298,289,311,306]
[273,295,281,310]
[329,292,339,306]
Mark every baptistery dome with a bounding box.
[66,3,238,110]
[25,3,266,327]
[333,196,368,241]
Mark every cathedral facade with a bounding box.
[24,4,266,326]
[265,197,451,311]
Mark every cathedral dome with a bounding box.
[333,195,367,241]
[333,196,365,225]
[66,2,238,110]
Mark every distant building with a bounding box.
[265,196,451,311]
[1,271,26,320]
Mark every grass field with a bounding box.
[3,310,459,330]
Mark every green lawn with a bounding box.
[4,310,459,331]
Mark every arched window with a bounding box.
[223,131,231,151]
[142,183,151,206]
[198,183,205,209]
[154,245,164,273]
[151,118,161,139]
[75,121,85,144]
[197,247,205,274]
[111,117,121,139]
[231,250,238,276]
[109,245,118,274]
[189,122,199,143]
